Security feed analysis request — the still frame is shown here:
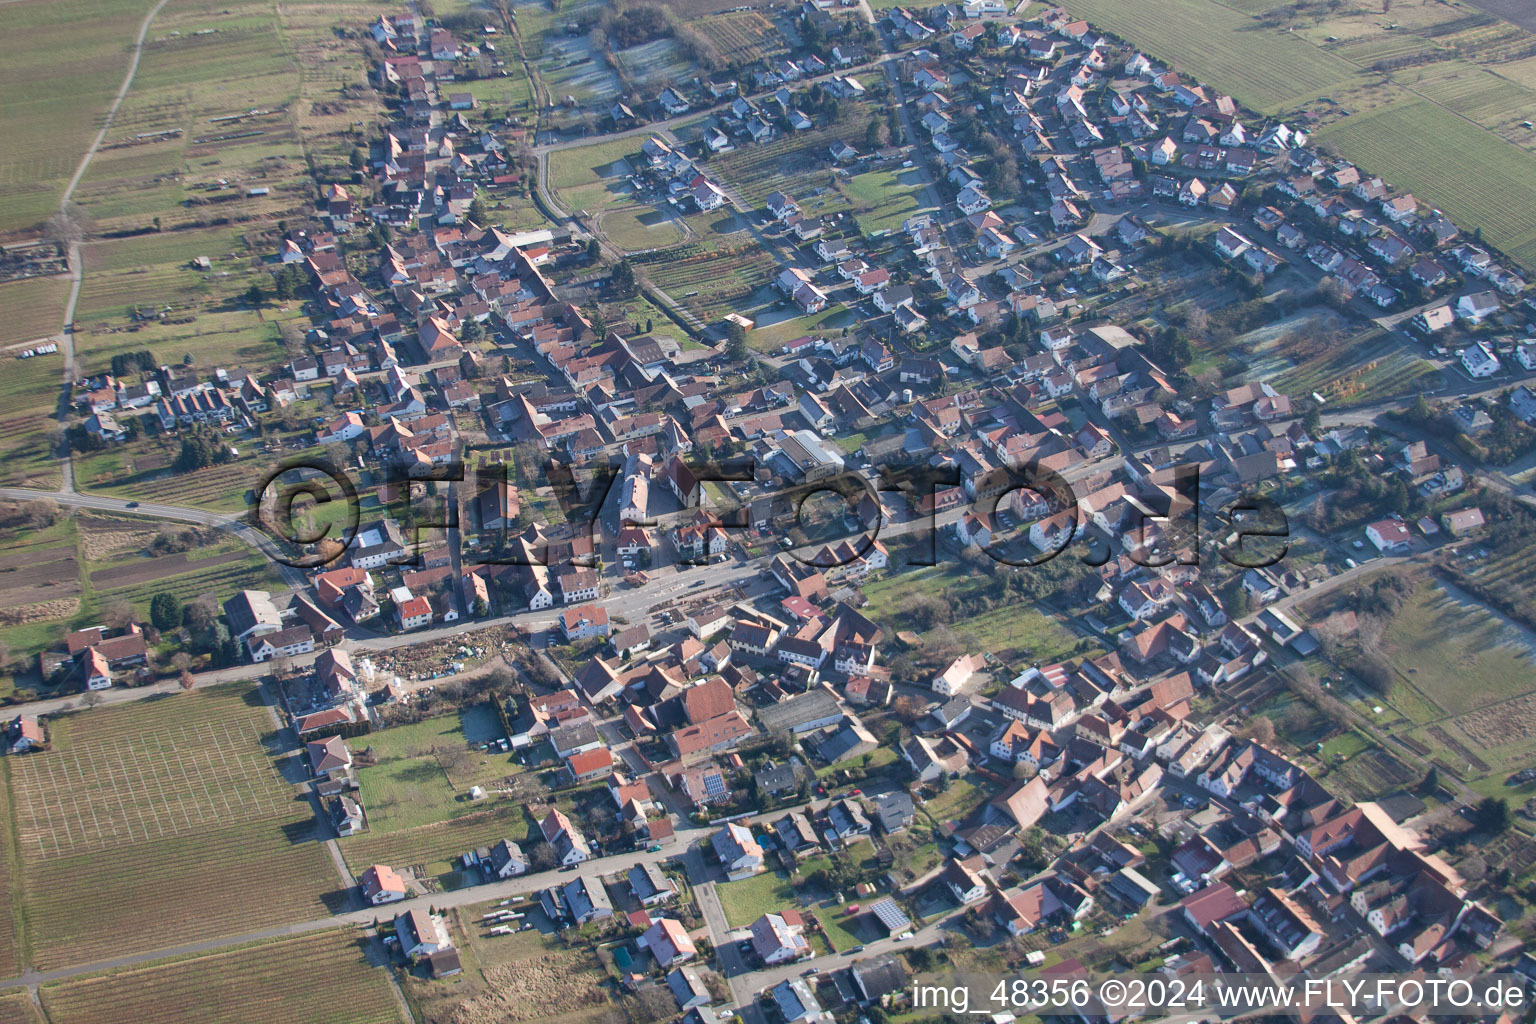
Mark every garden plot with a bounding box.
[540,36,621,105]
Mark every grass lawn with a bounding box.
[715,870,798,929]
[599,205,684,251]
[741,303,857,353]
[920,775,987,825]
[846,168,935,237]
[548,137,641,192]
[943,604,1088,669]
[357,706,525,833]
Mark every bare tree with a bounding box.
[103,599,135,630]
[82,690,105,708]
[179,670,196,691]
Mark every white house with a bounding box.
[1365,518,1411,553]
[713,822,764,880]
[1461,341,1500,379]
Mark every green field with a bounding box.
[0,0,163,234]
[598,206,685,251]
[548,137,641,193]
[5,687,339,971]
[40,929,407,1024]
[1316,101,1536,268]
[338,803,534,883]
[1379,580,1536,717]
[715,869,799,929]
[356,706,523,834]
[845,168,936,237]
[1059,0,1359,113]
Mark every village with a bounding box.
[6,1,1536,1023]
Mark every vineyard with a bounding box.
[0,350,66,488]
[41,929,407,1024]
[702,10,787,65]
[10,687,340,970]
[711,105,870,208]
[639,241,777,321]
[1274,336,1435,407]
[0,993,37,1024]
[0,765,21,979]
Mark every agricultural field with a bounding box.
[6,686,339,970]
[1273,328,1437,406]
[0,993,39,1024]
[0,349,66,490]
[0,276,70,351]
[1378,578,1536,718]
[640,238,780,324]
[702,10,788,66]
[597,206,685,252]
[548,137,641,195]
[610,38,693,92]
[40,929,407,1024]
[0,0,163,235]
[845,167,936,237]
[73,433,337,514]
[72,224,290,374]
[1316,101,1536,267]
[63,0,311,236]
[1055,0,1360,113]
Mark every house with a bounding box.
[668,967,713,1012]
[751,911,811,964]
[1457,290,1499,323]
[932,653,984,696]
[561,604,611,641]
[1461,341,1500,379]
[562,874,614,924]
[713,822,764,880]
[771,977,831,1023]
[307,735,352,777]
[629,862,676,906]
[486,838,528,878]
[246,626,315,663]
[1365,518,1411,553]
[1442,507,1485,537]
[224,590,283,641]
[641,918,697,967]
[941,857,990,904]
[395,908,451,958]
[361,864,408,904]
[4,715,44,755]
